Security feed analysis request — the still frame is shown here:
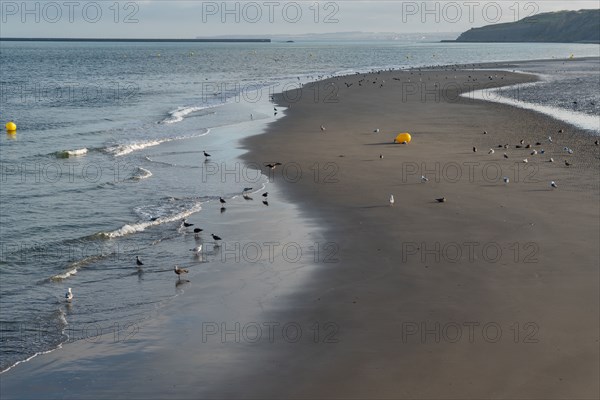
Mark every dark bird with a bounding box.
[263,200,269,206]
[243,194,253,200]
[265,162,282,170]
[243,187,253,193]
[525,144,532,149]
[174,265,189,279]
[564,160,572,166]
[595,140,599,146]
[219,197,226,205]
[65,288,73,302]
[211,234,222,242]
[379,154,383,159]
[435,197,446,203]
[262,192,268,197]
[551,181,558,188]
[503,153,508,159]
[136,256,144,267]
[516,145,523,149]
[182,219,194,227]
[193,228,203,238]
[535,142,542,146]
[472,146,477,152]
[483,131,487,135]
[203,151,211,158]
[558,129,564,133]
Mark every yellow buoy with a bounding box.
[394,132,411,144]
[6,121,17,132]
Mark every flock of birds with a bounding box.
[65,150,279,302]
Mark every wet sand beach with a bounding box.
[1,58,598,399]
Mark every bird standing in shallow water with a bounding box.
[551,181,558,189]
[389,194,394,207]
[174,265,189,280]
[136,256,144,267]
[219,197,226,205]
[65,288,73,302]
[203,151,211,158]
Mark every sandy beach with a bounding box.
[1,58,598,399]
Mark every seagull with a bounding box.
[483,131,487,135]
[373,129,380,133]
[219,197,226,205]
[531,150,538,155]
[65,288,73,302]
[262,192,268,198]
[193,228,203,238]
[211,234,222,243]
[320,125,326,132]
[203,151,211,158]
[503,153,508,159]
[548,136,553,143]
[525,144,532,149]
[522,158,528,163]
[421,175,429,183]
[473,146,477,152]
[379,154,384,159]
[503,177,510,184]
[174,265,189,279]
[389,194,395,206]
[567,148,574,154]
[549,157,554,163]
[136,256,144,267]
[189,245,202,255]
[503,144,509,149]
[551,181,558,189]
[435,197,446,203]
[520,139,525,144]
[182,219,194,227]
[488,149,495,154]
[564,160,572,166]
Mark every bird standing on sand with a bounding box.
[219,197,226,205]
[174,265,189,280]
[503,153,508,159]
[503,177,510,184]
[488,149,495,154]
[263,200,269,206]
[595,140,599,146]
[320,125,326,132]
[473,146,477,153]
[531,150,538,155]
[190,245,202,255]
[436,197,446,203]
[374,129,380,133]
[548,136,553,143]
[262,192,268,198]
[389,195,395,207]
[136,256,144,267]
[523,158,528,163]
[65,288,73,302]
[421,175,429,183]
[551,181,558,189]
[203,151,211,158]
[549,158,554,163]
[564,160,572,166]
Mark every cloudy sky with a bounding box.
[1,1,598,38]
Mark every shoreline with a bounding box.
[1,58,598,399]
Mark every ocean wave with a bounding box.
[160,104,220,124]
[50,268,78,281]
[55,148,88,158]
[104,129,210,157]
[99,202,203,238]
[131,167,153,180]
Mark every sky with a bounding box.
[0,1,598,38]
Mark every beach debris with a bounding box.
[473,146,477,152]
[435,197,446,203]
[503,177,510,184]
[65,288,73,302]
[551,181,558,189]
[389,194,395,207]
[488,148,495,154]
[203,150,211,158]
[394,132,412,144]
[174,265,189,279]
[421,175,429,183]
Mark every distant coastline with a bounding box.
[0,38,271,43]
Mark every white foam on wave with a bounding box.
[101,202,203,238]
[50,268,78,281]
[105,129,210,157]
[132,167,153,180]
[56,148,88,158]
[160,104,221,124]
[463,80,600,134]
